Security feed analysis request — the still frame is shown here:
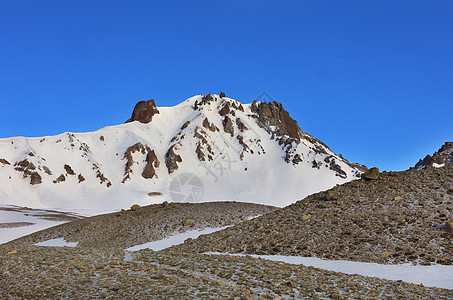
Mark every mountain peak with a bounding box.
[0,94,365,210]
[413,142,453,170]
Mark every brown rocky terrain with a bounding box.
[7,202,276,249]
[1,245,451,299]
[172,166,453,265]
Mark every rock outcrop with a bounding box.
[251,100,300,141]
[142,150,160,179]
[222,116,234,136]
[122,143,160,181]
[126,99,160,124]
[413,142,453,170]
[165,145,182,174]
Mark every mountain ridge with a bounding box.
[0,94,364,210]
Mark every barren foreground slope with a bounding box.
[173,166,453,265]
[1,245,452,299]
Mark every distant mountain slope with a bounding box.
[413,142,453,170]
[0,94,364,210]
[172,166,453,266]
[7,202,276,248]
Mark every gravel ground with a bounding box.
[7,202,276,249]
[1,245,452,299]
[172,166,453,265]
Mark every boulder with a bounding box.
[362,167,380,180]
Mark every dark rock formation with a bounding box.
[223,116,234,136]
[30,172,42,185]
[413,142,453,170]
[166,145,182,174]
[196,143,206,161]
[53,174,66,183]
[64,164,75,176]
[181,121,191,130]
[253,101,300,141]
[122,143,159,181]
[78,174,85,183]
[126,99,160,124]
[43,166,52,175]
[142,150,160,179]
[14,159,36,178]
[219,103,230,116]
[362,167,380,180]
[0,158,10,165]
[236,118,248,132]
[202,118,218,132]
[195,94,215,109]
[96,170,111,187]
[219,92,226,98]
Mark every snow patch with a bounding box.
[433,163,445,168]
[34,238,79,247]
[127,226,229,251]
[205,253,453,290]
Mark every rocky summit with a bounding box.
[413,142,453,170]
[0,93,364,210]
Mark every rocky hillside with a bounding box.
[413,142,453,170]
[7,202,276,249]
[0,93,364,210]
[172,165,453,266]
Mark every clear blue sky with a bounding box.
[1,1,452,171]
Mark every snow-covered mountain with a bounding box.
[0,94,365,210]
[412,142,453,170]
